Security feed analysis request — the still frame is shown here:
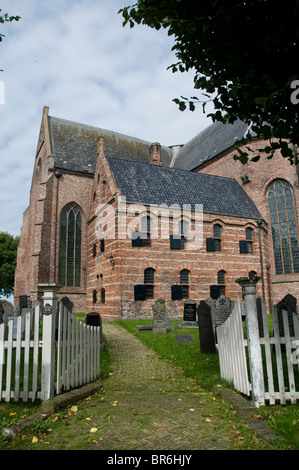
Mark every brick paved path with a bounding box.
[21,323,269,450]
[73,323,262,450]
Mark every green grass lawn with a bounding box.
[0,317,298,449]
[116,318,299,449]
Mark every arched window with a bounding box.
[180,269,190,299]
[144,267,155,298]
[217,270,226,295]
[59,203,82,286]
[213,224,222,251]
[268,180,299,274]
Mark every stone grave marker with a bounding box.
[197,300,216,354]
[152,299,168,334]
[277,294,297,337]
[178,300,197,328]
[205,298,216,331]
[215,294,233,328]
[7,315,25,340]
[86,312,105,349]
[174,334,194,343]
[256,297,266,337]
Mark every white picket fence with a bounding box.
[0,288,101,402]
[217,291,299,407]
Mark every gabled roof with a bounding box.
[107,156,261,219]
[172,120,251,171]
[48,115,173,174]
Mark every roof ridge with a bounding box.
[48,115,170,148]
[106,155,239,183]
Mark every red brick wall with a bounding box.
[15,108,93,313]
[196,139,299,306]
[85,153,268,320]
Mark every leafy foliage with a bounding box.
[0,9,20,43]
[120,0,299,164]
[0,232,19,297]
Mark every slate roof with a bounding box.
[48,116,173,174]
[107,157,261,219]
[172,120,252,171]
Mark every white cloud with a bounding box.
[0,0,212,236]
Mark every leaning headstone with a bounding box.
[205,298,217,331]
[277,294,297,337]
[256,297,266,338]
[197,300,216,354]
[152,299,167,334]
[19,295,28,308]
[215,294,233,328]
[178,300,197,328]
[7,315,25,340]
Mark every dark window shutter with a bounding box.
[170,235,182,250]
[101,287,105,303]
[92,289,97,304]
[132,232,142,247]
[210,285,220,299]
[93,243,97,257]
[100,238,105,252]
[171,285,183,300]
[134,285,146,301]
[239,240,248,253]
[206,238,216,252]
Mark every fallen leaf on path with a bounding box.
[90,428,98,433]
[70,406,78,413]
[32,436,39,444]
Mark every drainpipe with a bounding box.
[53,170,62,282]
[266,265,272,313]
[257,219,265,300]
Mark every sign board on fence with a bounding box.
[43,303,52,316]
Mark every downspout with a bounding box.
[257,219,265,300]
[53,170,62,282]
[266,265,272,313]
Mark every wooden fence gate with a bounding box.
[217,277,299,407]
[0,285,101,402]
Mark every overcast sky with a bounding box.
[0,0,213,237]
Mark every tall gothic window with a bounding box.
[59,203,82,286]
[268,180,299,274]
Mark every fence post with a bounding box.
[39,283,60,401]
[236,275,265,407]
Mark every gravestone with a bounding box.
[215,294,233,328]
[85,312,104,349]
[277,294,297,337]
[174,335,194,343]
[205,298,217,331]
[256,297,266,337]
[178,300,197,328]
[197,300,216,354]
[152,299,168,334]
[19,295,28,308]
[7,315,25,340]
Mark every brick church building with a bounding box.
[14,106,299,319]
